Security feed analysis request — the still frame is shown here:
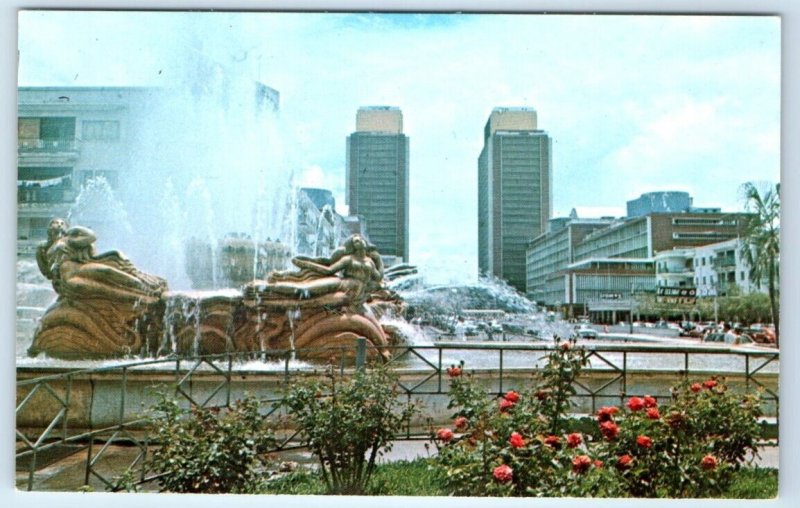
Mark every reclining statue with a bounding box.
[29,220,167,358]
[247,234,384,310]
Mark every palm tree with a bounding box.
[740,182,780,346]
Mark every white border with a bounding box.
[2,2,797,507]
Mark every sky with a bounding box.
[16,11,781,283]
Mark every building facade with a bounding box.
[526,216,615,304]
[17,87,159,256]
[692,239,765,297]
[346,106,410,262]
[478,107,552,292]
[527,211,749,319]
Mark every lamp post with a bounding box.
[629,282,635,335]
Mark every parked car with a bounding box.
[575,325,598,340]
[743,324,776,344]
[703,332,754,345]
[490,321,504,334]
[679,326,705,339]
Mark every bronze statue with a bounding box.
[45,225,166,302]
[35,217,68,282]
[29,224,402,362]
[29,223,167,359]
[255,234,384,309]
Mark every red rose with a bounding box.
[561,341,571,351]
[544,435,561,448]
[535,389,549,401]
[499,398,516,412]
[636,435,653,448]
[504,390,520,403]
[616,454,633,470]
[566,432,583,448]
[596,406,620,423]
[626,397,645,412]
[600,420,620,440]
[701,455,718,470]
[690,383,702,393]
[593,459,604,469]
[703,379,718,390]
[454,416,468,430]
[643,395,657,408]
[646,408,661,420]
[436,428,454,442]
[493,464,513,483]
[509,431,525,449]
[446,366,462,378]
[572,455,592,474]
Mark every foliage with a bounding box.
[148,394,275,494]
[740,181,780,344]
[281,366,418,495]
[434,342,765,498]
[588,378,763,497]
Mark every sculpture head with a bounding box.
[47,218,68,241]
[345,234,368,254]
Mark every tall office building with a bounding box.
[346,106,410,263]
[478,107,552,291]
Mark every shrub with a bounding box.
[435,341,765,498]
[148,394,276,493]
[281,366,417,495]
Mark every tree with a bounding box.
[739,182,780,346]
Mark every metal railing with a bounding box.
[18,138,79,152]
[15,341,779,492]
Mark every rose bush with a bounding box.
[282,366,418,495]
[148,394,276,494]
[434,341,765,498]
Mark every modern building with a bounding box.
[573,212,747,263]
[526,213,615,304]
[626,191,721,217]
[17,87,159,256]
[562,258,656,323]
[346,106,410,262]
[526,210,749,320]
[654,248,695,289]
[478,107,552,292]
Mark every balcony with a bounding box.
[715,257,736,268]
[18,187,76,205]
[18,138,79,154]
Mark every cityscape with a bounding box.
[12,10,782,499]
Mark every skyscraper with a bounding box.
[346,106,410,262]
[478,107,552,292]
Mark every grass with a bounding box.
[263,459,447,496]
[722,467,778,499]
[263,458,777,498]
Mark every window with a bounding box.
[701,258,706,266]
[82,120,120,141]
[741,271,745,281]
[703,276,706,285]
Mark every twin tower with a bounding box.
[347,106,552,291]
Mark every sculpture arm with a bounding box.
[293,257,339,275]
[65,226,97,248]
[36,244,51,279]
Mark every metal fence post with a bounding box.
[355,336,367,371]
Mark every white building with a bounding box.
[693,238,764,297]
[655,239,766,298]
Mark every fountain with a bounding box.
[26,221,404,362]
